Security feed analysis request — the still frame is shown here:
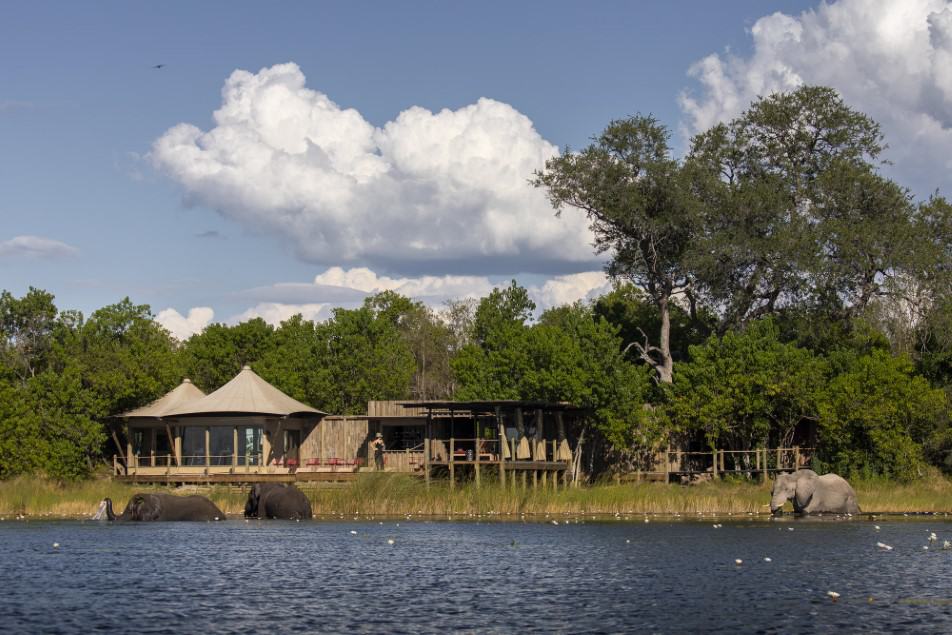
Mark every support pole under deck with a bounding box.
[496,406,506,487]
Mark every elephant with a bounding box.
[94,493,226,521]
[244,483,312,520]
[770,469,861,515]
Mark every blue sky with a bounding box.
[3,1,950,338]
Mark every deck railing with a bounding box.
[622,447,816,482]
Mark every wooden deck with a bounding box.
[115,471,362,485]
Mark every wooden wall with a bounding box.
[367,401,430,417]
[301,416,370,462]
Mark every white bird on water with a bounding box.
[876,542,893,551]
[928,532,937,543]
[735,559,743,565]
[943,540,951,550]
[827,591,840,602]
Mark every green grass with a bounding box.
[1,473,950,518]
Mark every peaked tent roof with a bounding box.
[163,365,326,417]
[120,379,206,418]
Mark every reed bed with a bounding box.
[1,474,949,518]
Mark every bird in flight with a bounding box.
[152,64,165,69]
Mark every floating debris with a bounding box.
[387,539,395,545]
[874,525,880,530]
[551,520,559,526]
[52,543,60,549]
[350,530,358,535]
[735,559,743,565]
[763,557,772,562]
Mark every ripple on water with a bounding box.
[0,518,951,634]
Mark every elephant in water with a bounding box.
[770,469,860,515]
[94,493,226,521]
[244,483,312,520]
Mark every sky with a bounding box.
[3,0,952,339]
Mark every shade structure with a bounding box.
[120,379,206,418]
[163,365,326,417]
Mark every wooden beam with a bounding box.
[110,427,127,466]
[164,423,179,467]
[424,410,431,486]
[495,406,506,487]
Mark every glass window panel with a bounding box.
[182,427,205,465]
[209,427,234,466]
[238,426,263,466]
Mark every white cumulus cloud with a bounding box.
[531,272,612,312]
[679,0,952,195]
[151,63,597,275]
[0,235,79,258]
[231,302,330,326]
[155,307,215,340]
[227,266,609,325]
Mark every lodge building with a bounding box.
[113,365,580,487]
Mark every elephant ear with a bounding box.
[130,495,147,521]
[795,471,817,504]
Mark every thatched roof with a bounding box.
[163,365,325,417]
[120,379,206,418]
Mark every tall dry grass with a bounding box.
[1,473,949,518]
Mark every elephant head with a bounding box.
[770,470,818,514]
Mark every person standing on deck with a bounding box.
[371,432,385,470]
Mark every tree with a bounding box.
[0,287,59,383]
[181,319,275,391]
[687,86,893,330]
[818,349,946,480]
[668,319,826,454]
[534,117,700,382]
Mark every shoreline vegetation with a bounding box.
[2,474,951,519]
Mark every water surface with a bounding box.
[1,516,950,634]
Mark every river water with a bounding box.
[1,515,950,634]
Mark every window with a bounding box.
[209,427,233,466]
[182,427,206,465]
[239,426,263,465]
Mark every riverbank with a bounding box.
[1,473,951,518]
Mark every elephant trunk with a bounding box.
[94,498,117,521]
[769,494,787,515]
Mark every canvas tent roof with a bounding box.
[163,365,326,417]
[120,379,206,418]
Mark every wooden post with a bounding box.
[495,406,506,487]
[776,447,782,471]
[665,445,671,483]
[794,446,801,469]
[110,428,127,469]
[150,428,156,468]
[532,469,538,489]
[449,438,455,490]
[204,427,211,468]
[174,430,182,468]
[712,448,718,479]
[541,469,548,487]
[164,424,179,467]
[424,411,431,486]
[521,470,527,490]
[720,450,726,473]
[233,426,238,469]
[126,438,134,476]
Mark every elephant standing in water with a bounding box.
[244,483,312,520]
[95,493,226,521]
[770,469,861,515]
